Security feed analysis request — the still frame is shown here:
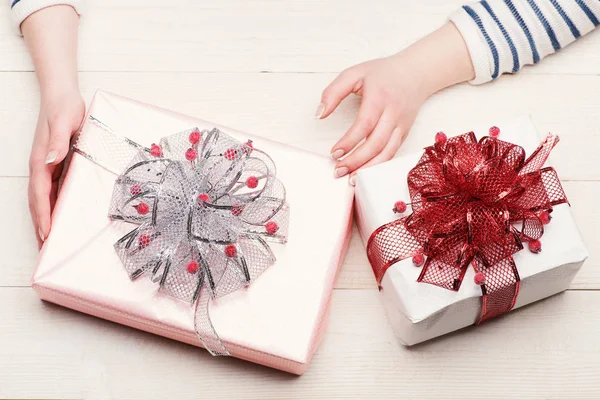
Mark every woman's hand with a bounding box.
[28,90,85,243]
[22,5,81,243]
[318,54,428,180]
[317,23,475,183]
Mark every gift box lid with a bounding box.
[355,116,588,323]
[32,91,354,374]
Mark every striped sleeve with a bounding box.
[451,0,600,84]
[10,0,84,34]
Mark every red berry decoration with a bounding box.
[231,203,243,216]
[185,148,197,161]
[187,261,199,274]
[130,184,142,196]
[197,193,210,204]
[246,176,259,189]
[528,239,542,254]
[136,202,150,215]
[539,211,552,225]
[393,201,407,214]
[412,253,425,267]
[189,130,201,144]
[225,244,237,258]
[435,131,447,144]
[150,144,162,157]
[224,148,237,160]
[265,221,279,235]
[474,272,486,285]
[138,234,151,249]
[489,126,501,138]
[243,140,254,154]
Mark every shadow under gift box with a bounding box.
[355,116,588,346]
[31,91,354,375]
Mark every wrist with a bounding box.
[40,78,80,104]
[22,5,80,106]
[398,22,475,98]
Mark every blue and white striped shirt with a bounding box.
[9,0,82,33]
[451,0,600,83]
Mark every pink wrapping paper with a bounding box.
[32,91,354,375]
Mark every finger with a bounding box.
[31,164,54,241]
[330,97,383,161]
[335,107,398,175]
[50,175,60,214]
[317,66,364,119]
[49,159,64,214]
[359,126,407,169]
[29,116,51,243]
[349,127,407,185]
[45,117,75,166]
[28,183,43,247]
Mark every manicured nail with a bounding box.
[45,151,58,165]
[349,175,356,186]
[331,149,344,160]
[38,227,45,241]
[315,103,325,119]
[334,167,349,178]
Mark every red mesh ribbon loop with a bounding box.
[366,133,568,323]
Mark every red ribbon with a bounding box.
[366,132,568,323]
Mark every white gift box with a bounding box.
[355,116,588,346]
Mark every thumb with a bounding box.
[45,117,75,165]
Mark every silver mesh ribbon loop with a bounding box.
[73,116,290,356]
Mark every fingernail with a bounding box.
[349,175,356,186]
[331,149,344,160]
[315,103,325,119]
[45,151,58,165]
[38,227,45,241]
[334,167,349,178]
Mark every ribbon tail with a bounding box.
[540,167,569,206]
[474,253,520,324]
[519,134,559,176]
[366,217,422,287]
[194,285,230,356]
[73,115,147,175]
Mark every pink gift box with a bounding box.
[32,91,354,375]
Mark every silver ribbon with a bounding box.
[73,116,289,355]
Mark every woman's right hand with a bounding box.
[21,5,82,245]
[28,89,85,244]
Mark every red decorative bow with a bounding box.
[367,130,568,323]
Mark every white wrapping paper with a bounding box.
[355,116,588,346]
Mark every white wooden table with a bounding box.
[2,1,600,398]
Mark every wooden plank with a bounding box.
[2,177,599,290]
[1,72,600,180]
[1,287,600,399]
[1,1,599,74]
[2,1,599,398]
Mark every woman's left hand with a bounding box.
[316,23,475,183]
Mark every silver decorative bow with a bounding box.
[74,118,289,355]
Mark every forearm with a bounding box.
[21,5,80,101]
[393,22,476,98]
[451,0,600,84]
